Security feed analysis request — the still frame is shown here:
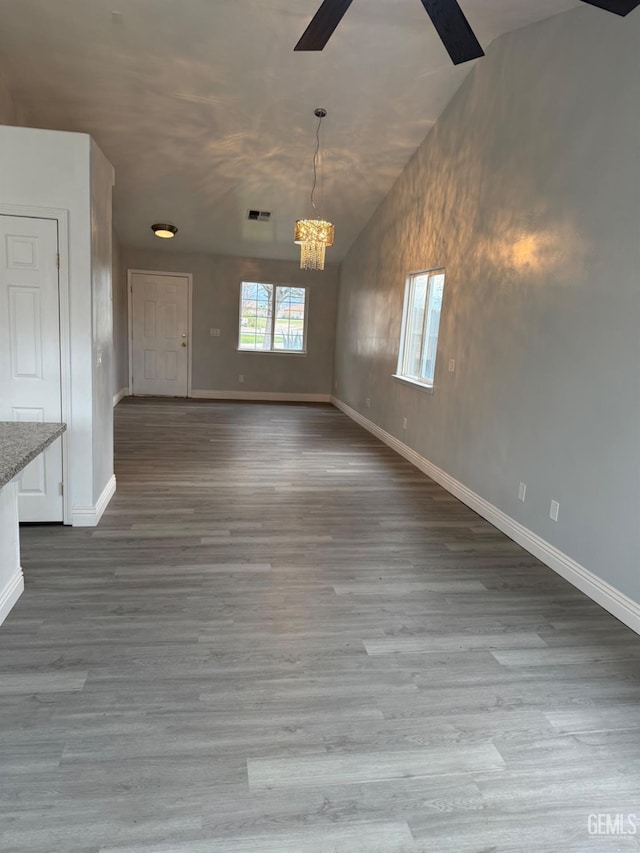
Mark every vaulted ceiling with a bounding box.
[0,0,582,261]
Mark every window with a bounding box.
[396,269,445,388]
[238,282,307,353]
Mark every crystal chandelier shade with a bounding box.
[294,219,335,271]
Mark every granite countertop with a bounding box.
[0,422,67,487]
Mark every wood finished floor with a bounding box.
[1,398,639,853]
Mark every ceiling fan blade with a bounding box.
[579,0,639,14]
[418,0,484,65]
[295,0,356,51]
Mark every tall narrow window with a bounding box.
[238,282,307,352]
[396,269,445,387]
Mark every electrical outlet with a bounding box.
[550,500,560,522]
[210,328,220,337]
[448,358,456,373]
[238,374,244,384]
[402,417,408,430]
[518,482,526,502]
[365,397,371,408]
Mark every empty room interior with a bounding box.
[0,1,639,851]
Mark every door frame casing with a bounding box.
[0,204,71,525]
[127,269,193,398]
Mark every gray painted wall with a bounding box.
[334,7,640,603]
[0,71,16,124]
[119,248,338,395]
[0,68,27,126]
[0,69,22,126]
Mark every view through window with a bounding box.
[238,283,307,352]
[397,269,445,386]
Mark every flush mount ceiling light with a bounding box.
[151,223,178,239]
[294,108,334,271]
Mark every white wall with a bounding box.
[334,8,640,616]
[112,229,128,397]
[0,125,115,522]
[90,139,115,504]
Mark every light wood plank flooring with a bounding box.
[1,398,639,852]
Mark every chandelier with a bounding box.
[294,108,334,271]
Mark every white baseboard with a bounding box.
[332,396,640,635]
[191,390,332,403]
[0,568,24,627]
[113,387,129,407]
[71,475,116,527]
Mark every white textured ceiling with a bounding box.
[0,0,581,261]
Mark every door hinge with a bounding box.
[59,482,64,496]
[56,253,60,269]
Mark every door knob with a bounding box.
[181,341,187,347]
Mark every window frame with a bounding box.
[237,281,309,355]
[394,268,445,392]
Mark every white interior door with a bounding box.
[0,215,64,522]
[130,272,190,397]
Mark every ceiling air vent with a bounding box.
[247,209,271,222]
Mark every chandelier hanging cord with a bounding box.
[310,111,323,212]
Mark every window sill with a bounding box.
[392,374,434,395]
[237,348,307,357]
